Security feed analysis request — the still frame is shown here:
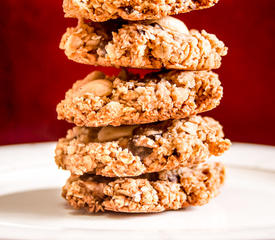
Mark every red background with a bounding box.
[0,0,275,146]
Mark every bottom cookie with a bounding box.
[62,162,225,213]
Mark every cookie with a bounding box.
[62,161,225,213]
[57,69,223,127]
[63,0,219,22]
[55,116,231,177]
[60,17,227,70]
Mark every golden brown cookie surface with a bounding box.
[57,69,223,127]
[60,17,227,70]
[63,0,219,22]
[55,116,231,177]
[62,161,225,213]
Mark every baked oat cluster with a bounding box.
[60,18,227,70]
[63,0,219,22]
[56,0,230,213]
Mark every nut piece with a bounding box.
[84,71,106,82]
[151,16,189,35]
[98,125,137,142]
[76,79,113,97]
[84,181,105,198]
[64,35,82,53]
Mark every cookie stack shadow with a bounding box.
[55,0,231,213]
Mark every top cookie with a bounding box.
[63,0,219,22]
[60,17,228,70]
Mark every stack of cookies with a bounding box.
[55,0,231,213]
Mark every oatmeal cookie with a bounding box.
[57,69,223,127]
[60,17,227,70]
[55,116,231,177]
[62,161,225,213]
[63,0,219,22]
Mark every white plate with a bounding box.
[0,142,275,240]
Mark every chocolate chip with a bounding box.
[137,28,146,35]
[172,149,180,157]
[128,139,153,161]
[147,135,157,141]
[123,6,134,14]
[147,172,159,181]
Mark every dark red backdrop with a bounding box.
[0,0,275,145]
